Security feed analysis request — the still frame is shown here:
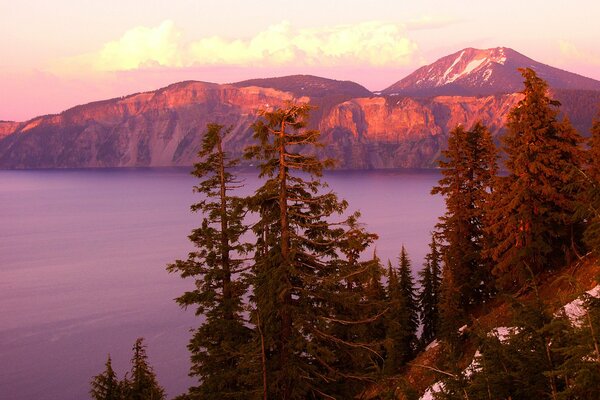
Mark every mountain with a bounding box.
[232,74,372,99]
[383,47,600,97]
[0,80,523,169]
[0,49,598,170]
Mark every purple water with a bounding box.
[0,168,443,399]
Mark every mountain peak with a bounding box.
[383,47,600,97]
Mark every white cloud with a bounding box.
[52,20,420,74]
[558,40,600,65]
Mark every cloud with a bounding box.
[558,40,600,65]
[52,20,420,74]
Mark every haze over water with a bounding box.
[0,168,443,400]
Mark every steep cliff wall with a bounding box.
[0,80,594,170]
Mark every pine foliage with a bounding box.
[245,102,380,399]
[418,234,442,346]
[487,68,583,288]
[436,288,600,400]
[90,355,123,400]
[432,121,497,309]
[384,246,419,374]
[125,338,165,400]
[166,124,253,399]
[582,115,600,255]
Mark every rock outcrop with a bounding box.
[1,53,598,170]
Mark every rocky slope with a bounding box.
[383,47,600,97]
[0,80,525,169]
[0,50,598,170]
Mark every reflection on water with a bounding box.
[0,167,442,400]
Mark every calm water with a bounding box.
[0,168,443,400]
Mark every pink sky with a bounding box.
[1,0,599,121]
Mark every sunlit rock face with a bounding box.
[1,64,598,169]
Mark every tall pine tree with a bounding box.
[418,234,442,346]
[245,102,379,399]
[432,121,497,310]
[125,338,165,400]
[487,68,583,288]
[581,115,600,255]
[386,246,419,367]
[167,123,253,399]
[90,355,123,400]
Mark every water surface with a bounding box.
[0,168,443,399]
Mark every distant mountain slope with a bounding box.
[232,74,373,99]
[383,47,600,97]
[0,121,20,140]
[0,53,598,170]
[0,80,523,169]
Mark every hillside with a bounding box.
[0,48,598,170]
[373,256,600,399]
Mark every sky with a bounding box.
[1,0,599,121]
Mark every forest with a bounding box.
[89,68,600,400]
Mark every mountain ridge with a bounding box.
[1,47,598,169]
[383,47,600,97]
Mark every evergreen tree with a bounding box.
[384,260,410,374]
[359,252,388,368]
[432,121,497,309]
[438,295,570,400]
[554,293,600,399]
[487,68,583,288]
[581,115,600,255]
[398,246,419,354]
[90,355,123,400]
[125,338,165,400]
[245,102,379,399]
[167,124,253,399]
[418,234,442,345]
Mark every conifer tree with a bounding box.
[487,68,583,288]
[383,260,411,374]
[245,102,379,399]
[90,355,123,400]
[125,338,165,400]
[582,116,600,254]
[438,295,570,400]
[418,234,442,345]
[398,246,419,352]
[551,290,600,398]
[432,121,497,309]
[359,252,388,366]
[167,123,253,399]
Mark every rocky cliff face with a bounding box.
[0,82,307,168]
[0,67,598,170]
[317,94,521,168]
[0,80,525,169]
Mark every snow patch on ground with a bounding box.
[562,285,600,327]
[420,380,444,400]
[464,350,482,378]
[426,339,440,351]
[489,326,520,343]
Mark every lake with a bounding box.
[0,167,443,400]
